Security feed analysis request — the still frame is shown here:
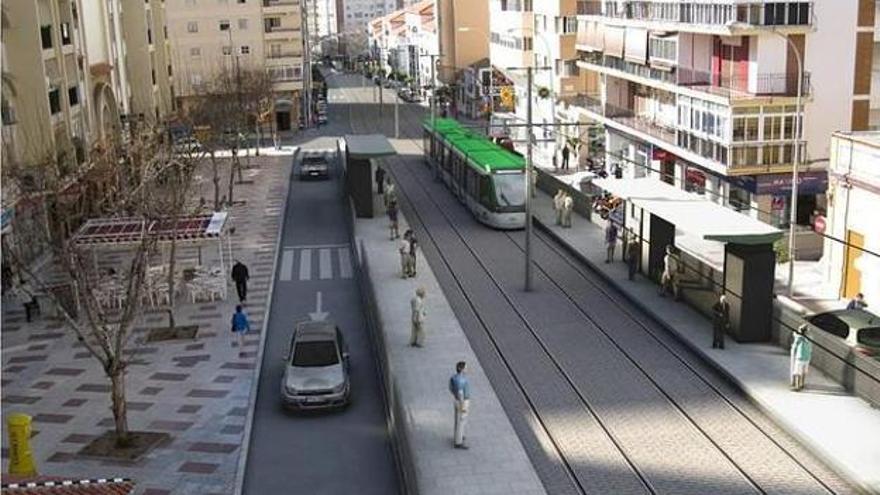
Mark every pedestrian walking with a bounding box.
[613,163,623,179]
[846,292,868,310]
[449,361,470,449]
[231,260,250,303]
[410,287,427,347]
[561,144,570,170]
[712,293,729,349]
[659,245,679,299]
[375,166,386,195]
[604,222,619,262]
[553,190,565,225]
[387,199,400,240]
[399,236,411,279]
[626,235,640,280]
[407,230,419,277]
[790,325,813,391]
[562,193,574,228]
[383,180,397,212]
[231,305,251,354]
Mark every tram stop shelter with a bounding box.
[340,134,397,218]
[594,177,783,342]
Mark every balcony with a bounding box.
[603,101,677,143]
[266,51,301,60]
[264,25,301,40]
[558,92,603,113]
[578,52,811,99]
[575,1,812,28]
[263,0,298,14]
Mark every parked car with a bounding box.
[805,308,880,359]
[397,88,421,102]
[280,321,351,411]
[173,136,203,155]
[317,113,328,125]
[299,151,330,180]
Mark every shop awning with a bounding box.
[594,178,783,245]
[72,212,229,247]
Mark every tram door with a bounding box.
[648,214,675,282]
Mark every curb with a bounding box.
[533,216,873,494]
[232,148,296,495]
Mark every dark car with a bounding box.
[299,151,331,180]
[805,308,880,359]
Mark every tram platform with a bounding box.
[529,186,880,493]
[352,205,546,495]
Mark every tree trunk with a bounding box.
[110,366,130,447]
[166,231,178,330]
[228,151,238,205]
[211,153,221,211]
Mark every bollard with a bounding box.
[6,413,38,477]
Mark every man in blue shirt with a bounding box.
[449,361,470,449]
[231,305,251,356]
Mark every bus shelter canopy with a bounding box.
[344,134,397,160]
[594,178,783,245]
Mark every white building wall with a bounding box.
[750,35,787,93]
[804,0,859,168]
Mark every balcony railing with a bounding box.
[575,1,812,27]
[603,101,677,143]
[263,0,298,5]
[264,26,301,34]
[579,53,811,97]
[267,52,300,59]
[559,92,603,112]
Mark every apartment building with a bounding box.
[368,0,437,91]
[567,0,872,232]
[338,0,398,55]
[305,0,338,55]
[823,131,880,305]
[166,0,305,130]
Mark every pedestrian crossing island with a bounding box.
[279,244,352,282]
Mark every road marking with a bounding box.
[319,248,332,279]
[299,249,312,281]
[279,249,294,282]
[338,248,352,279]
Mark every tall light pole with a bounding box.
[728,22,804,296]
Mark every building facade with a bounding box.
[305,0,338,55]
[567,0,872,237]
[165,0,305,131]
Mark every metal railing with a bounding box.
[266,52,300,59]
[262,0,298,6]
[574,1,813,27]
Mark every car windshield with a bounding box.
[493,173,526,208]
[303,156,327,165]
[857,327,880,347]
[292,341,339,367]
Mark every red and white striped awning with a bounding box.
[72,212,228,247]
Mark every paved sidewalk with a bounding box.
[354,209,546,495]
[1,155,293,494]
[529,187,880,493]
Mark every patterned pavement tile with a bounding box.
[177,405,202,414]
[4,365,28,373]
[62,398,88,407]
[46,367,86,376]
[187,442,239,454]
[149,372,189,382]
[149,420,195,432]
[140,386,164,395]
[212,375,236,384]
[33,413,74,424]
[31,381,55,390]
[46,452,76,463]
[28,332,65,341]
[5,395,42,404]
[7,354,48,364]
[219,424,244,435]
[62,433,96,444]
[178,461,219,474]
[186,389,229,399]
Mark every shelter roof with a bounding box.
[344,134,397,159]
[72,212,228,246]
[594,178,782,245]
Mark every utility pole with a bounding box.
[394,47,399,138]
[525,66,534,292]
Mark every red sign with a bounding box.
[813,215,826,234]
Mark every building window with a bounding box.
[191,74,202,86]
[187,21,199,33]
[238,18,248,29]
[40,25,53,49]
[167,64,173,76]
[151,69,156,85]
[238,0,245,3]
[147,28,153,44]
[649,37,676,63]
[222,45,232,55]
[219,20,230,31]
[68,85,79,106]
[48,89,61,114]
[190,47,201,56]
[240,45,250,54]
[60,22,72,45]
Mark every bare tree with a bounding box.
[4,122,194,448]
[189,65,275,206]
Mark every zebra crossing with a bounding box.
[279,244,353,282]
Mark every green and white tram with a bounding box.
[422,118,526,230]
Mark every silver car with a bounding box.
[281,321,351,410]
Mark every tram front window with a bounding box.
[492,173,525,211]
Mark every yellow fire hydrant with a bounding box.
[6,413,38,477]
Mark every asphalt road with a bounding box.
[335,72,855,495]
[241,74,399,495]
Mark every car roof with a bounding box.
[293,321,337,342]
[816,309,880,328]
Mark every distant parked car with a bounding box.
[281,321,351,411]
[173,136,203,155]
[805,308,880,359]
[299,151,330,180]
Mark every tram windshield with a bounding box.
[492,173,526,210]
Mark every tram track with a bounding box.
[340,75,856,494]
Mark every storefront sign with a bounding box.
[755,171,828,196]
